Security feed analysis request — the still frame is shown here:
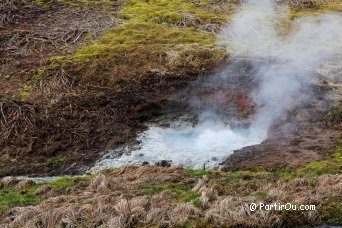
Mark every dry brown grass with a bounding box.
[0,0,118,57]
[1,165,341,227]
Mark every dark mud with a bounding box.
[222,80,342,171]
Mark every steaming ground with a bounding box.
[91,0,342,172]
[90,115,265,172]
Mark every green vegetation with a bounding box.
[46,157,66,166]
[298,140,342,177]
[0,176,91,214]
[324,103,342,124]
[38,0,231,87]
[0,187,39,214]
[319,196,342,225]
[289,1,342,19]
[272,167,297,180]
[29,0,118,7]
[144,182,201,206]
[18,85,32,101]
[185,168,216,176]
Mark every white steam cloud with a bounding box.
[221,0,342,137]
[91,0,342,172]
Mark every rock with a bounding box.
[88,174,111,194]
[15,180,36,191]
[34,185,52,195]
[155,160,172,167]
[4,177,19,188]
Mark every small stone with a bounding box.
[155,160,172,167]
[34,185,52,195]
[4,177,19,188]
[15,180,36,191]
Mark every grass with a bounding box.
[0,176,91,214]
[30,0,342,94]
[46,157,66,166]
[29,0,118,7]
[0,187,39,214]
[289,1,342,19]
[35,0,230,87]
[184,168,216,176]
[271,167,297,180]
[319,196,342,225]
[298,140,342,177]
[324,103,342,124]
[144,182,201,207]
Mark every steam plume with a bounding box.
[221,0,342,137]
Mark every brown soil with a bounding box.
[222,81,342,171]
[222,122,342,171]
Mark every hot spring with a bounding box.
[90,0,342,173]
[90,112,266,172]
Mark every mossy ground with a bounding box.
[40,0,232,92]
[290,1,342,19]
[0,176,91,214]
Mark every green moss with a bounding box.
[319,196,342,225]
[48,177,74,189]
[144,182,201,206]
[185,168,215,176]
[119,0,229,25]
[182,191,200,202]
[144,182,184,196]
[289,1,342,19]
[29,0,117,8]
[251,191,268,199]
[0,187,40,214]
[324,104,342,124]
[18,85,32,101]
[0,176,91,214]
[47,176,91,190]
[272,167,297,180]
[69,22,219,61]
[298,142,342,177]
[42,0,229,81]
[46,157,65,166]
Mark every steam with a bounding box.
[221,0,342,136]
[91,114,263,171]
[91,0,342,172]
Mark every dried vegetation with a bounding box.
[0,151,341,227]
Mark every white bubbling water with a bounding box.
[90,115,265,173]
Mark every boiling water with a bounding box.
[90,114,266,173]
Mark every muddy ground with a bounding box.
[222,61,342,171]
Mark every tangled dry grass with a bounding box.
[1,165,341,227]
[0,0,119,52]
